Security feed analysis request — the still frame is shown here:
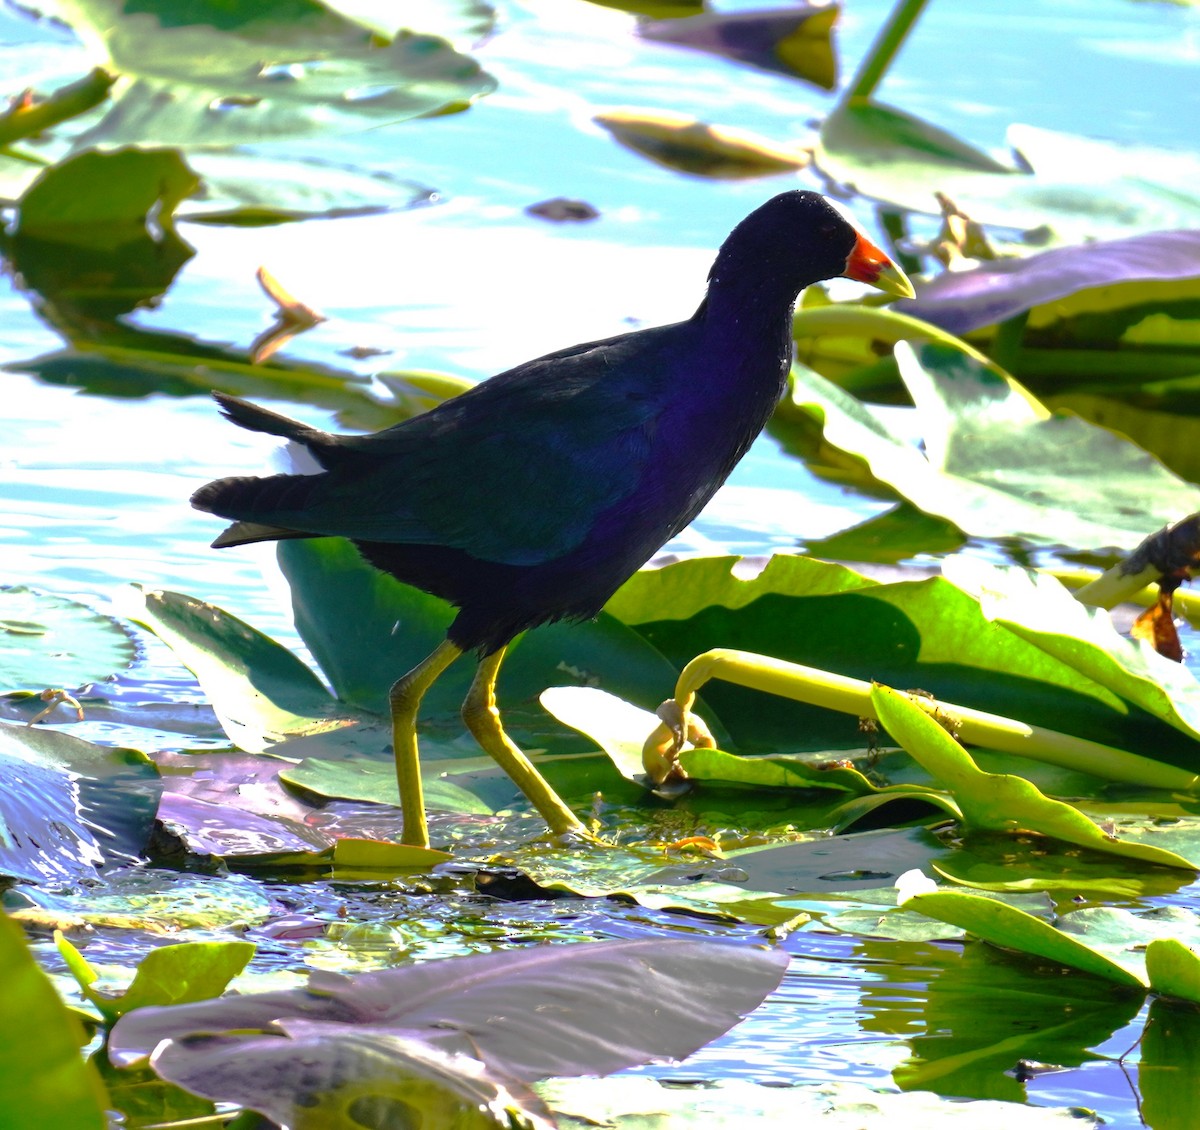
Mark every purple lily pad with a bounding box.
[901,230,1200,335]
[640,5,837,89]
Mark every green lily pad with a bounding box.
[1146,937,1200,1005]
[0,586,135,692]
[15,147,197,249]
[605,555,1199,763]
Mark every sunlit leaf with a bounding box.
[604,555,1200,762]
[57,935,254,1022]
[594,108,809,179]
[904,890,1146,987]
[872,685,1198,870]
[1146,937,1200,1004]
[0,914,109,1130]
[119,586,348,753]
[0,586,135,691]
[815,97,1017,206]
[320,0,496,45]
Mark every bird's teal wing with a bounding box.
[240,327,684,565]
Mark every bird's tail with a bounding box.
[191,472,322,548]
[212,391,326,443]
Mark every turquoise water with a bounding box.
[3,1,1199,1124]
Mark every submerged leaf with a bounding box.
[0,586,135,691]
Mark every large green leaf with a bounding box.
[0,914,108,1130]
[817,108,1200,240]
[50,0,495,147]
[0,586,135,691]
[783,341,1200,550]
[604,555,1200,760]
[277,537,682,733]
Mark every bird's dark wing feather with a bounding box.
[204,325,688,566]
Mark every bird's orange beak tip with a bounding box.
[842,231,916,300]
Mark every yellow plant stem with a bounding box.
[642,648,1199,793]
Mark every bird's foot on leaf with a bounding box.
[642,698,715,785]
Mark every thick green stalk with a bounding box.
[843,0,930,104]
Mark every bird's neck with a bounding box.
[693,271,799,390]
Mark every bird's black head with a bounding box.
[711,191,855,291]
[707,190,912,306]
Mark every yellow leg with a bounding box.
[461,647,588,838]
[389,639,462,848]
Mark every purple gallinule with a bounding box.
[193,190,913,848]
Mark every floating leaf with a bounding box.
[16,147,199,249]
[56,935,255,1023]
[119,586,348,753]
[0,723,160,884]
[109,938,789,1081]
[871,685,1198,871]
[594,108,809,179]
[904,890,1146,988]
[1146,937,1200,1004]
